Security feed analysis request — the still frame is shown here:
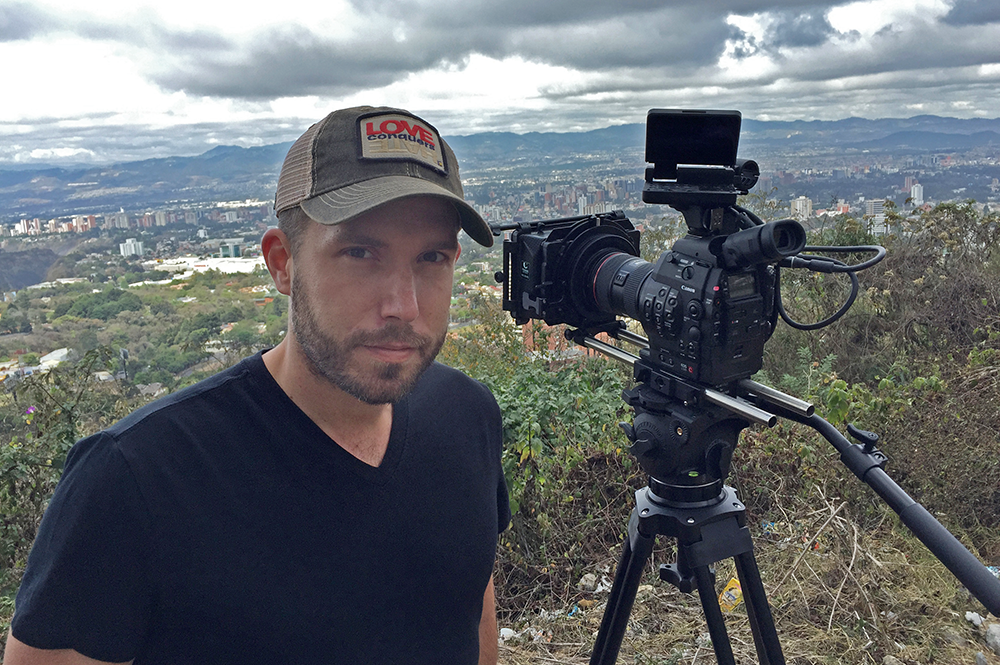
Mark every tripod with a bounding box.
[573,330,1000,665]
[591,482,783,665]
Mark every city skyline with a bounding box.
[2,0,1000,166]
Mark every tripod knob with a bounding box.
[620,422,656,459]
[659,563,713,593]
[847,423,879,451]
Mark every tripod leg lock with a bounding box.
[660,562,715,593]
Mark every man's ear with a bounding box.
[261,228,293,296]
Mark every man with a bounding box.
[5,106,510,664]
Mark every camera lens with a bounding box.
[591,252,654,320]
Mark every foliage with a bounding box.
[57,288,143,321]
[0,301,31,334]
[1,349,147,638]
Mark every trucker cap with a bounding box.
[274,106,493,247]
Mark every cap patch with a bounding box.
[359,112,447,175]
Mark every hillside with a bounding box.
[2,115,1000,220]
[0,248,59,291]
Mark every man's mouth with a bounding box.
[361,344,418,363]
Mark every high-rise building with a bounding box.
[790,196,813,221]
[119,238,145,257]
[865,199,885,217]
[104,212,131,229]
[866,199,887,234]
[910,184,924,206]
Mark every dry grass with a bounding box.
[497,512,1000,664]
[495,448,1000,665]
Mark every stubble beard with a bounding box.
[290,273,445,404]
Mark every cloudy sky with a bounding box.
[2,0,999,165]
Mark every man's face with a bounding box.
[289,197,461,404]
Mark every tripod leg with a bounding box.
[693,564,737,665]
[590,510,656,665]
[734,550,785,665]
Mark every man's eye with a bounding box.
[345,247,373,259]
[421,251,447,263]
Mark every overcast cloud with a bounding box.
[1,0,999,165]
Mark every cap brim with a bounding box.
[300,176,494,247]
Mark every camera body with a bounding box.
[497,109,804,388]
[621,238,773,385]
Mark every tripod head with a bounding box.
[566,326,808,505]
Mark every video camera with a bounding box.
[496,109,805,387]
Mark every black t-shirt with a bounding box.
[12,353,510,664]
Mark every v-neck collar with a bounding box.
[248,351,409,485]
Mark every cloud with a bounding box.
[3,0,1000,166]
[0,2,60,41]
[943,0,1000,26]
[140,4,741,100]
[763,10,837,48]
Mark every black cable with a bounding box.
[775,262,861,330]
[784,245,886,273]
[775,243,884,330]
[730,206,887,330]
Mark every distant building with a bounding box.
[220,243,242,258]
[866,199,885,215]
[790,196,813,221]
[120,238,145,257]
[39,348,72,368]
[104,212,130,230]
[910,184,924,206]
[866,199,887,234]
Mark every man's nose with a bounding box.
[379,269,420,322]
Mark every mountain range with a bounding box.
[2,115,999,221]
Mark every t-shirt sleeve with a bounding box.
[486,387,511,534]
[497,471,511,534]
[11,431,155,662]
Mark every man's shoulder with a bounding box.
[415,361,487,394]
[106,353,266,440]
[410,362,497,413]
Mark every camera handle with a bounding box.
[570,327,1000,663]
